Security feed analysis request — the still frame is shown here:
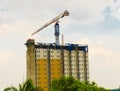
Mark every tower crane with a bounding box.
[31,10,69,45]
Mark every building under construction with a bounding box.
[25,39,89,91]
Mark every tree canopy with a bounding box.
[50,76,110,91]
[4,77,110,91]
[3,79,43,91]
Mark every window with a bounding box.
[44,77,47,79]
[37,64,40,66]
[57,50,59,53]
[44,86,48,88]
[43,55,46,57]
[43,51,46,53]
[37,68,40,70]
[37,77,40,79]
[44,68,47,70]
[44,73,47,75]
[57,72,60,75]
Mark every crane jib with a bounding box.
[31,10,69,45]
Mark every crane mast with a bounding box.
[54,23,60,45]
[31,10,69,45]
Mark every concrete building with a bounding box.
[25,39,89,91]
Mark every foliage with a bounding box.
[4,77,110,91]
[50,76,110,91]
[4,86,17,91]
[18,79,36,91]
[3,79,43,91]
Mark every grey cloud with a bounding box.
[0,8,8,12]
[71,5,120,35]
[96,5,120,32]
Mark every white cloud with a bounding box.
[90,46,113,57]
[0,0,113,27]
[0,50,26,91]
[0,50,17,64]
[111,0,120,20]
[63,0,113,25]
[103,0,120,20]
[0,0,115,40]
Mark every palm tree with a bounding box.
[4,86,17,91]
[4,79,43,91]
[18,79,36,91]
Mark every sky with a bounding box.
[0,0,120,90]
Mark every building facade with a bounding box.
[25,39,89,91]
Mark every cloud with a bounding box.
[63,0,113,25]
[102,0,120,21]
[0,0,113,26]
[0,49,26,91]
[0,50,16,64]
[0,0,115,39]
[0,0,120,90]
[0,8,8,12]
[111,0,120,20]
[87,35,120,88]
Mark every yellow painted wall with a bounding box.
[36,58,62,91]
[37,58,48,91]
[50,58,62,82]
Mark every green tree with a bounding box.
[4,79,43,91]
[50,76,110,91]
[50,76,82,91]
[4,86,17,91]
[18,79,36,91]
